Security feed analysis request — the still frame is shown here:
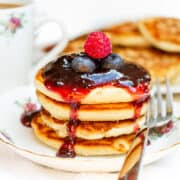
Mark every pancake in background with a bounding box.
[62,35,86,54]
[41,109,145,140]
[31,114,135,156]
[37,91,147,121]
[61,21,150,54]
[102,21,150,47]
[113,46,180,84]
[138,17,180,52]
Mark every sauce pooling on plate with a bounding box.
[21,110,40,128]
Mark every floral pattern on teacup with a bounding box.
[8,17,22,33]
[0,13,27,36]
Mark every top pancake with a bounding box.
[35,53,150,104]
[138,17,180,52]
[102,21,150,47]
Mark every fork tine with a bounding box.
[155,79,164,121]
[147,95,158,128]
[145,102,150,127]
[165,77,174,119]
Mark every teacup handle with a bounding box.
[29,18,68,83]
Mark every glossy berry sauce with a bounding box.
[42,53,151,158]
[133,95,149,119]
[56,102,80,157]
[43,53,151,102]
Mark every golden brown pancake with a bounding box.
[37,91,147,121]
[138,17,180,52]
[62,35,86,54]
[61,22,149,54]
[35,69,149,104]
[103,21,150,47]
[41,109,145,140]
[113,46,180,84]
[31,114,135,156]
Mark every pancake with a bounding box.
[41,109,145,140]
[35,70,148,104]
[35,53,150,104]
[31,114,135,156]
[102,21,150,47]
[62,35,86,54]
[138,17,180,52]
[61,21,149,54]
[35,71,149,104]
[37,91,147,121]
[113,46,180,84]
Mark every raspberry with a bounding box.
[84,32,112,59]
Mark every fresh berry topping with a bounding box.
[71,55,96,73]
[101,53,124,69]
[84,32,112,59]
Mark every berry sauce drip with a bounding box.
[56,102,80,158]
[42,53,151,102]
[21,110,40,128]
[133,124,140,133]
[133,95,150,119]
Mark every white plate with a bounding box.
[0,86,179,172]
[157,85,180,94]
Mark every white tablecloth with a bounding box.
[0,142,179,180]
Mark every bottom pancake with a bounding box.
[41,109,145,140]
[31,114,135,156]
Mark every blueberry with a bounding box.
[71,55,96,73]
[101,53,124,70]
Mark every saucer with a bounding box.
[0,86,179,172]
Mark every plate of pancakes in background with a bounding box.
[0,16,180,173]
[61,17,180,92]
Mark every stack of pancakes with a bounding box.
[32,52,150,157]
[62,17,180,84]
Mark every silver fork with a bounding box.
[118,78,174,180]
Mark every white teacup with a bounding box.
[0,0,67,94]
